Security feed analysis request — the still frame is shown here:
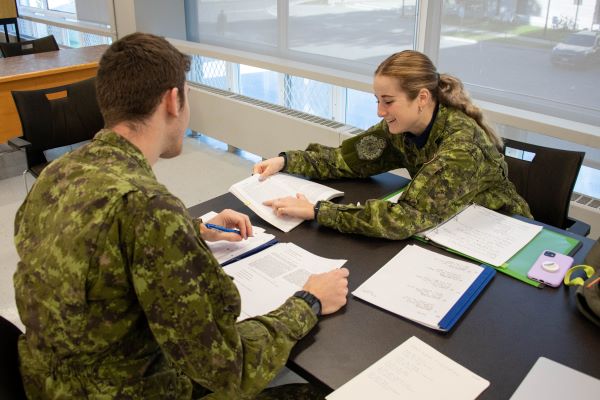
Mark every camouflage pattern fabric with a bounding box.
[285,104,532,240]
[14,130,319,399]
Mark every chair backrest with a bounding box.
[503,138,584,230]
[12,77,104,175]
[0,34,59,57]
[0,316,26,400]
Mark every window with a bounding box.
[19,0,43,8]
[47,0,75,13]
[186,0,418,76]
[438,0,600,126]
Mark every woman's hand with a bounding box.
[200,209,253,242]
[263,193,315,220]
[253,156,285,181]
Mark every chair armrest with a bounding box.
[7,136,31,150]
[566,218,591,237]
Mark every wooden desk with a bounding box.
[0,44,107,143]
[188,173,599,399]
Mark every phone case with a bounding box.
[527,250,574,287]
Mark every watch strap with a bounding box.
[293,290,322,317]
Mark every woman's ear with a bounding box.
[418,88,431,107]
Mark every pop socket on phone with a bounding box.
[541,261,560,272]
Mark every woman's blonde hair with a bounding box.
[375,50,502,150]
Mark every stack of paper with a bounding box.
[353,245,495,331]
[327,336,489,399]
[229,173,344,232]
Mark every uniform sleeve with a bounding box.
[285,121,403,179]
[123,193,317,399]
[316,140,489,239]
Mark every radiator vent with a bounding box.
[190,83,364,136]
[572,192,600,211]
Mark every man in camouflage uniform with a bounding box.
[14,33,348,399]
[256,104,531,239]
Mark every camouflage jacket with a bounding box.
[14,130,317,399]
[285,105,531,239]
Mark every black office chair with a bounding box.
[0,34,58,57]
[8,77,104,190]
[0,316,26,400]
[503,138,590,236]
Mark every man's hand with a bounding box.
[263,193,315,220]
[253,156,285,181]
[302,268,349,315]
[201,209,253,241]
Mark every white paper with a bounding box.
[229,173,344,232]
[201,211,276,265]
[353,245,483,330]
[424,204,542,267]
[327,336,489,400]
[224,243,346,319]
[510,357,600,400]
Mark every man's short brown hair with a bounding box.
[96,32,191,128]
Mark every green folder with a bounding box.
[496,229,581,287]
[382,189,582,288]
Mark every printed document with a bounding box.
[326,336,489,400]
[223,243,346,319]
[229,173,343,232]
[422,204,542,267]
[353,245,486,330]
[201,211,276,265]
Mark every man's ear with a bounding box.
[165,87,180,117]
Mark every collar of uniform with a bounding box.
[93,129,155,177]
[404,102,440,149]
[427,103,450,145]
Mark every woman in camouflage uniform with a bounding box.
[255,50,531,240]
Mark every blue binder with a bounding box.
[438,265,496,331]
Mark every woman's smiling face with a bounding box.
[373,75,422,135]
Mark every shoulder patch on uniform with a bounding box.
[355,135,387,160]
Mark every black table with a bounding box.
[189,173,599,399]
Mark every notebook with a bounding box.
[201,211,278,266]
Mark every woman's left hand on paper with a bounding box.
[263,193,315,220]
[201,209,253,241]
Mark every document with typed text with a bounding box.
[224,243,346,319]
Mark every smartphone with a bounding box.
[527,250,574,287]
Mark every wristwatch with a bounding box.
[313,200,322,219]
[293,290,322,317]
[278,152,288,171]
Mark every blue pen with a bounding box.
[205,223,242,235]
